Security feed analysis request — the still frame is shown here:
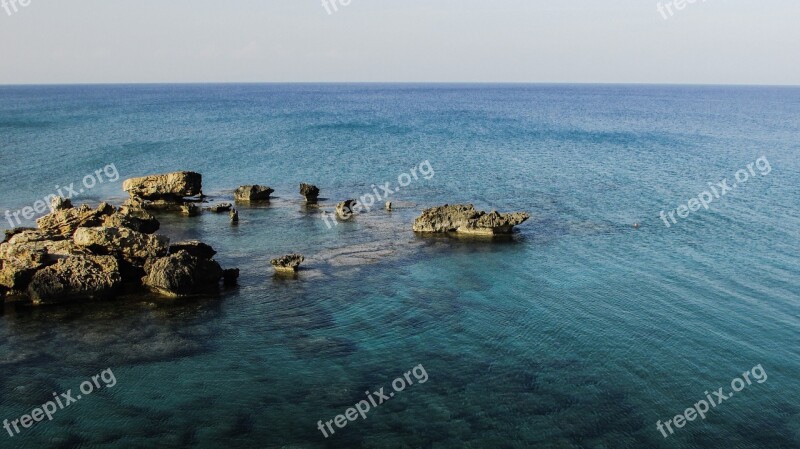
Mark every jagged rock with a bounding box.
[122,172,202,201]
[4,227,37,244]
[73,227,169,266]
[234,185,274,202]
[142,250,224,297]
[230,209,239,223]
[180,204,200,216]
[270,254,304,273]
[207,203,232,213]
[385,201,392,211]
[169,241,216,260]
[300,183,320,203]
[36,203,115,238]
[27,255,122,305]
[335,200,357,220]
[0,230,90,291]
[412,204,530,235]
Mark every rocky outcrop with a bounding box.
[2,180,237,305]
[300,183,320,203]
[234,185,274,202]
[180,204,200,216]
[122,171,202,201]
[336,200,357,220]
[270,254,304,273]
[142,250,224,297]
[169,241,217,260]
[412,204,530,235]
[27,255,122,305]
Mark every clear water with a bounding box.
[0,84,798,448]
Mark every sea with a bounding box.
[0,84,798,448]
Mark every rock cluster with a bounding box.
[270,254,304,273]
[0,196,237,305]
[234,185,274,202]
[412,204,530,235]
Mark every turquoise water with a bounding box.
[0,84,798,448]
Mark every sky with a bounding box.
[0,0,798,85]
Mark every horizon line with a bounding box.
[1,81,799,88]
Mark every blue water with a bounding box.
[0,84,798,448]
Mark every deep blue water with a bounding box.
[0,84,798,448]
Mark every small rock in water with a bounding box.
[180,204,200,216]
[207,203,232,213]
[230,209,239,223]
[300,183,320,203]
[270,254,305,273]
[234,185,274,202]
[385,201,392,211]
[335,200,358,220]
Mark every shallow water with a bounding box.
[0,84,799,448]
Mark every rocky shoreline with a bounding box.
[1,171,529,307]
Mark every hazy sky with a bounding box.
[0,0,798,85]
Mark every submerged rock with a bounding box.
[122,171,202,201]
[142,250,224,297]
[300,183,320,203]
[335,200,357,220]
[270,254,305,273]
[412,204,530,235]
[234,185,274,202]
[27,255,122,305]
[207,203,232,213]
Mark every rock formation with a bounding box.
[270,254,304,273]
[300,183,320,203]
[123,171,202,201]
[1,187,237,305]
[234,185,274,202]
[122,171,203,211]
[412,204,530,235]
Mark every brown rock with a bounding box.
[412,204,530,235]
[27,255,122,305]
[234,185,274,202]
[122,171,202,200]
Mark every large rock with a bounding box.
[300,183,320,203]
[142,250,224,297]
[234,185,274,202]
[123,171,202,200]
[27,255,122,305]
[73,227,169,266]
[103,207,160,234]
[412,204,530,235]
[270,254,304,273]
